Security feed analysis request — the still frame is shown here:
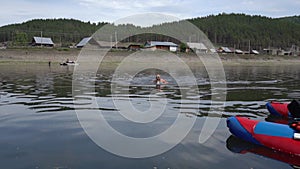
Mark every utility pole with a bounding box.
[110,35,112,49]
[214,32,217,45]
[11,31,14,46]
[234,44,236,56]
[60,34,62,47]
[248,40,251,54]
[41,31,43,47]
[115,31,118,49]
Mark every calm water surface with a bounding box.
[0,63,300,169]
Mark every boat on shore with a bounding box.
[60,59,78,66]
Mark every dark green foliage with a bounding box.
[188,13,300,49]
[0,18,106,46]
[14,31,28,46]
[279,15,300,25]
[179,43,187,52]
[0,14,299,49]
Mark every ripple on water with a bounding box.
[0,64,299,168]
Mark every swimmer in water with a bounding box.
[153,74,168,85]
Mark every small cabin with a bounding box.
[32,37,54,47]
[218,47,232,53]
[235,49,244,54]
[76,37,99,48]
[144,41,178,52]
[76,37,91,48]
[128,44,141,51]
[250,49,259,55]
[187,42,208,53]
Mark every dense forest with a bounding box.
[0,19,106,47]
[0,13,299,50]
[188,13,300,50]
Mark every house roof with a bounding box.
[76,37,92,47]
[220,47,232,53]
[235,49,244,53]
[128,43,142,47]
[210,48,217,53]
[251,50,259,54]
[187,42,207,50]
[146,41,178,47]
[96,41,112,48]
[33,37,54,45]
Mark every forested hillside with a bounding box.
[188,13,300,50]
[279,15,300,25]
[0,13,299,49]
[0,19,106,46]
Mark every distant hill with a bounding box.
[0,18,106,46]
[279,15,300,25]
[188,13,300,50]
[0,14,299,49]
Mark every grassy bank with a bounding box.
[0,48,299,66]
[0,48,80,63]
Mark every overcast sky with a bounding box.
[1,0,299,26]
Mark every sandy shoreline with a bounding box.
[0,48,299,66]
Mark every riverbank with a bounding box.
[0,48,299,65]
[0,48,79,63]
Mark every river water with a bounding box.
[0,63,299,169]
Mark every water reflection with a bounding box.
[1,63,300,168]
[226,135,300,169]
[2,64,300,116]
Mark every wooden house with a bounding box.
[187,42,208,53]
[128,44,141,51]
[144,41,178,52]
[32,37,54,47]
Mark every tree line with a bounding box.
[0,13,299,50]
[188,13,300,50]
[0,18,106,47]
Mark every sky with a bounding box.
[0,0,299,27]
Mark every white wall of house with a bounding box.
[170,46,177,52]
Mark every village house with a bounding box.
[250,49,259,55]
[76,37,100,48]
[32,37,54,47]
[144,41,178,52]
[235,49,244,54]
[128,44,141,51]
[76,37,91,48]
[218,46,232,53]
[186,42,208,53]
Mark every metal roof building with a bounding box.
[145,41,178,47]
[235,49,244,54]
[76,37,92,48]
[32,37,54,46]
[144,41,178,52]
[218,47,232,53]
[187,42,208,52]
